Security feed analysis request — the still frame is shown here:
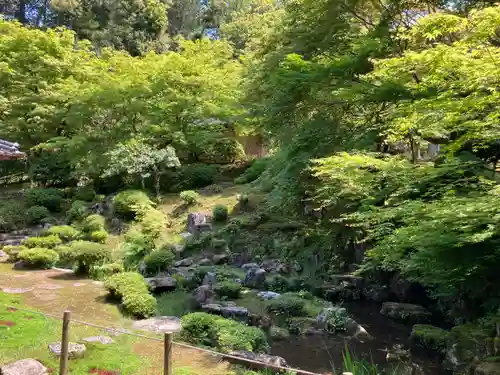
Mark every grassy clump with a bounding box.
[180,190,200,206]
[47,225,82,241]
[18,248,59,269]
[23,235,62,249]
[69,241,112,274]
[24,188,64,211]
[214,281,242,299]
[25,205,51,225]
[143,249,175,276]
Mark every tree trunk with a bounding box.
[154,172,161,200]
[17,0,27,24]
[140,177,145,190]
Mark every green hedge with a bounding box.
[18,248,59,269]
[143,249,175,276]
[180,190,199,206]
[23,235,62,249]
[47,225,82,241]
[214,281,242,299]
[69,241,112,274]
[180,313,268,353]
[66,200,88,223]
[81,214,106,233]
[113,190,153,220]
[212,205,228,222]
[265,296,307,317]
[25,188,64,212]
[104,272,155,318]
[26,205,50,225]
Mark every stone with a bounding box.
[409,324,449,353]
[243,268,266,289]
[213,253,229,265]
[201,304,249,320]
[82,336,114,345]
[174,257,195,267]
[363,285,390,302]
[37,284,63,290]
[260,259,288,274]
[228,351,288,368]
[380,302,431,323]
[324,284,361,302]
[13,262,26,270]
[201,303,222,315]
[179,232,192,240]
[257,291,281,300]
[48,342,86,359]
[330,274,364,288]
[0,250,7,258]
[202,272,217,286]
[132,317,182,334]
[241,263,259,271]
[197,258,212,266]
[345,318,373,342]
[186,213,212,234]
[475,362,500,375]
[386,344,411,363]
[1,287,33,294]
[193,285,215,307]
[105,328,132,337]
[0,359,48,375]
[146,277,177,293]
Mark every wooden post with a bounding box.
[59,310,71,375]
[164,333,173,375]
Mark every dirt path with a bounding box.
[0,264,232,375]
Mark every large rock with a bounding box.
[241,263,259,271]
[193,285,215,307]
[257,291,281,300]
[331,275,364,288]
[324,283,361,302]
[363,285,390,302]
[187,213,212,234]
[260,259,288,274]
[213,253,229,265]
[146,277,177,293]
[380,302,431,323]
[315,307,372,341]
[132,316,182,334]
[228,351,288,368]
[0,359,48,375]
[243,268,266,289]
[201,303,249,321]
[82,336,114,344]
[48,342,86,359]
[202,272,217,286]
[475,362,500,375]
[174,257,195,267]
[409,324,449,354]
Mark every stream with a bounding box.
[271,301,443,374]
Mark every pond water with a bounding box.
[270,301,443,374]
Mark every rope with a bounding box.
[4,305,320,375]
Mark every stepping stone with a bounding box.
[48,342,86,359]
[105,328,132,337]
[37,284,63,290]
[132,317,182,334]
[1,287,33,294]
[33,291,57,301]
[0,320,15,327]
[0,359,48,375]
[82,336,114,344]
[72,282,86,287]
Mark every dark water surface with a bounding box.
[271,301,442,374]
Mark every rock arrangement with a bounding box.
[132,316,182,334]
[48,342,87,359]
[0,359,48,375]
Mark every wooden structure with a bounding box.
[0,139,25,160]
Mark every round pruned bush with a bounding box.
[265,296,307,317]
[135,208,167,241]
[25,205,50,225]
[180,313,269,353]
[53,245,74,267]
[70,240,112,274]
[177,163,218,189]
[2,245,27,262]
[212,205,228,222]
[122,292,157,318]
[24,188,64,212]
[81,214,106,233]
[23,235,62,249]
[66,200,89,223]
[73,185,96,202]
[104,272,149,300]
[0,200,25,231]
[89,263,124,280]
[180,190,199,206]
[113,190,153,220]
[214,281,242,299]
[47,225,82,241]
[143,249,175,276]
[89,230,109,244]
[18,248,59,269]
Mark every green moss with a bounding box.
[411,324,450,352]
[449,323,491,365]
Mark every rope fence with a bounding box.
[4,305,321,375]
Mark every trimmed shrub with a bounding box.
[25,188,64,211]
[0,200,25,231]
[180,313,268,353]
[66,200,88,223]
[122,292,157,318]
[53,245,74,266]
[104,272,149,299]
[113,190,153,220]
[180,190,199,206]
[214,281,242,299]
[2,245,27,262]
[90,263,124,280]
[74,186,96,202]
[143,249,175,276]
[18,248,59,269]
[135,208,167,241]
[23,235,62,249]
[212,205,228,222]
[70,241,112,274]
[81,214,106,233]
[47,225,81,241]
[265,296,307,317]
[89,230,109,244]
[25,205,50,225]
[177,164,218,189]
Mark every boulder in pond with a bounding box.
[201,303,249,320]
[145,277,177,293]
[243,268,266,289]
[193,285,215,307]
[132,316,182,334]
[187,213,212,234]
[48,342,86,359]
[324,283,361,302]
[331,274,364,288]
[82,336,114,345]
[409,324,449,354]
[228,351,288,368]
[0,359,48,375]
[257,291,281,300]
[174,257,195,267]
[380,302,431,323]
[363,285,390,302]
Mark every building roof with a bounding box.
[0,139,25,160]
